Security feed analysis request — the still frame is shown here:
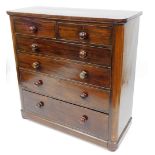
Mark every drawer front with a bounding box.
[19,70,110,113]
[17,53,111,88]
[58,22,112,45]
[13,17,56,38]
[16,35,112,67]
[22,90,109,140]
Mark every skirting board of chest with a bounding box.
[7,7,142,151]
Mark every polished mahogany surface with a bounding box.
[19,69,110,113]
[17,53,111,88]
[22,90,109,140]
[16,35,112,67]
[8,7,141,151]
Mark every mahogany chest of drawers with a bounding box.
[7,7,142,151]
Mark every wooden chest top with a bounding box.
[7,7,142,23]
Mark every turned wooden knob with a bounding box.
[79,31,87,40]
[79,71,88,79]
[32,62,40,69]
[31,43,39,52]
[29,26,37,33]
[36,101,44,108]
[80,115,88,123]
[79,49,87,59]
[80,92,88,99]
[34,80,43,86]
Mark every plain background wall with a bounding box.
[0,0,155,154]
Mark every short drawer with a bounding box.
[22,90,109,140]
[17,53,111,88]
[19,70,110,113]
[13,17,56,38]
[16,35,111,67]
[58,22,112,46]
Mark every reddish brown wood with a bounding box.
[17,53,111,88]
[21,110,108,148]
[57,22,112,45]
[118,17,140,138]
[7,7,142,151]
[16,35,112,67]
[108,17,140,151]
[22,90,109,140]
[13,16,56,38]
[19,70,110,113]
[109,24,124,145]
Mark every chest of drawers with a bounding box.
[7,7,142,151]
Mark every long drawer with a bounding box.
[17,53,111,88]
[19,70,110,113]
[16,35,112,67]
[22,90,109,140]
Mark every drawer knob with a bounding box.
[80,92,88,99]
[32,62,40,69]
[80,115,88,123]
[79,49,87,59]
[29,26,38,33]
[31,43,39,52]
[79,71,88,79]
[36,101,44,108]
[34,80,43,86]
[79,31,87,40]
